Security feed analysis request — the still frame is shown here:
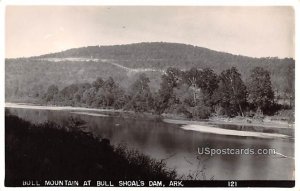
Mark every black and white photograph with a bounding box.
[3,5,296,188]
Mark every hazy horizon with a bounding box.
[6,6,295,59]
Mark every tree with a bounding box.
[99,77,117,107]
[183,68,202,106]
[154,67,183,114]
[74,83,92,103]
[112,88,127,109]
[60,84,79,102]
[183,67,219,106]
[284,64,295,108]
[92,77,104,90]
[216,67,247,117]
[45,85,59,102]
[94,77,126,108]
[126,73,153,112]
[173,83,194,106]
[102,77,116,91]
[247,67,274,113]
[82,87,97,105]
[162,67,183,88]
[197,68,219,98]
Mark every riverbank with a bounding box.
[5,102,294,138]
[181,124,289,139]
[162,113,294,129]
[209,116,293,129]
[5,114,177,186]
[5,102,125,113]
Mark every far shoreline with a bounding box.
[5,102,294,131]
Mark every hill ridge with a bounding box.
[5,42,294,101]
[33,42,280,60]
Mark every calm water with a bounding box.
[6,107,294,180]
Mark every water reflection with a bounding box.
[6,108,294,180]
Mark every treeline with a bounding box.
[44,66,293,119]
[6,43,295,102]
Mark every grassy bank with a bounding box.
[5,114,177,186]
[6,102,294,129]
[208,115,294,129]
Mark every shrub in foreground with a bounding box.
[5,114,177,186]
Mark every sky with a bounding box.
[5,6,294,58]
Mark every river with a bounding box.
[5,103,294,180]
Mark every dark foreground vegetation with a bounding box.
[5,113,177,186]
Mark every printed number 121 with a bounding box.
[228,181,237,187]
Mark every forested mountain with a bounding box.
[6,42,294,102]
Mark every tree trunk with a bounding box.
[193,89,196,106]
[228,75,244,117]
[238,103,244,117]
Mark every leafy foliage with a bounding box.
[45,85,58,102]
[214,67,247,117]
[5,41,294,119]
[6,42,294,103]
[154,68,183,114]
[5,114,177,186]
[35,64,292,119]
[125,74,154,112]
[247,67,274,114]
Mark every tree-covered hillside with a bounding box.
[6,42,294,102]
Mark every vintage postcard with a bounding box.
[3,5,296,189]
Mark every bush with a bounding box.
[272,109,295,123]
[253,108,264,121]
[165,104,192,118]
[5,114,177,186]
[192,105,211,119]
[213,105,225,116]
